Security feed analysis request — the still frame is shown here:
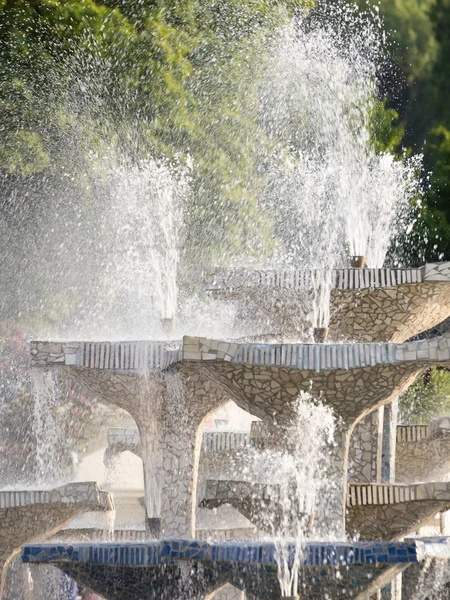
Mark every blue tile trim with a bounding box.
[22,538,450,568]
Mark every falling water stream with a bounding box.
[272,397,336,597]
[220,395,336,597]
[30,370,65,485]
[261,7,419,274]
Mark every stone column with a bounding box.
[60,362,231,539]
[381,399,398,484]
[135,369,230,538]
[139,416,203,538]
[348,409,384,484]
[381,573,402,600]
[327,427,350,538]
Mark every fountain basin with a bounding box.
[347,482,450,540]
[202,262,450,343]
[181,335,450,427]
[22,538,449,600]
[396,421,450,484]
[104,427,142,466]
[31,335,450,426]
[0,482,113,592]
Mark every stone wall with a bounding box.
[328,283,450,343]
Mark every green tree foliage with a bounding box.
[429,0,450,128]
[0,0,309,273]
[337,0,436,151]
[399,368,450,424]
[346,0,450,263]
[0,0,413,327]
[368,100,404,155]
[421,0,450,259]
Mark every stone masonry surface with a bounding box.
[31,335,450,378]
[182,336,450,373]
[180,336,450,428]
[105,428,252,460]
[328,283,450,343]
[347,482,450,540]
[203,266,420,291]
[31,335,450,539]
[348,410,383,484]
[401,557,450,600]
[102,427,257,539]
[202,263,450,343]
[30,340,181,370]
[203,263,450,291]
[104,428,142,466]
[0,482,113,592]
[29,356,233,539]
[396,417,450,484]
[201,480,290,534]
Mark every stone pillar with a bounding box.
[323,427,350,538]
[382,573,402,600]
[135,369,229,538]
[348,410,384,484]
[381,399,398,484]
[140,416,203,538]
[52,362,230,540]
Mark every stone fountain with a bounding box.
[18,261,450,598]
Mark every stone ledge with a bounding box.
[51,528,148,542]
[396,437,450,485]
[203,266,425,291]
[397,425,429,443]
[347,483,450,540]
[182,335,450,372]
[30,340,182,371]
[0,481,113,582]
[347,482,450,507]
[202,262,450,291]
[29,336,450,373]
[0,482,113,512]
[202,432,250,453]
